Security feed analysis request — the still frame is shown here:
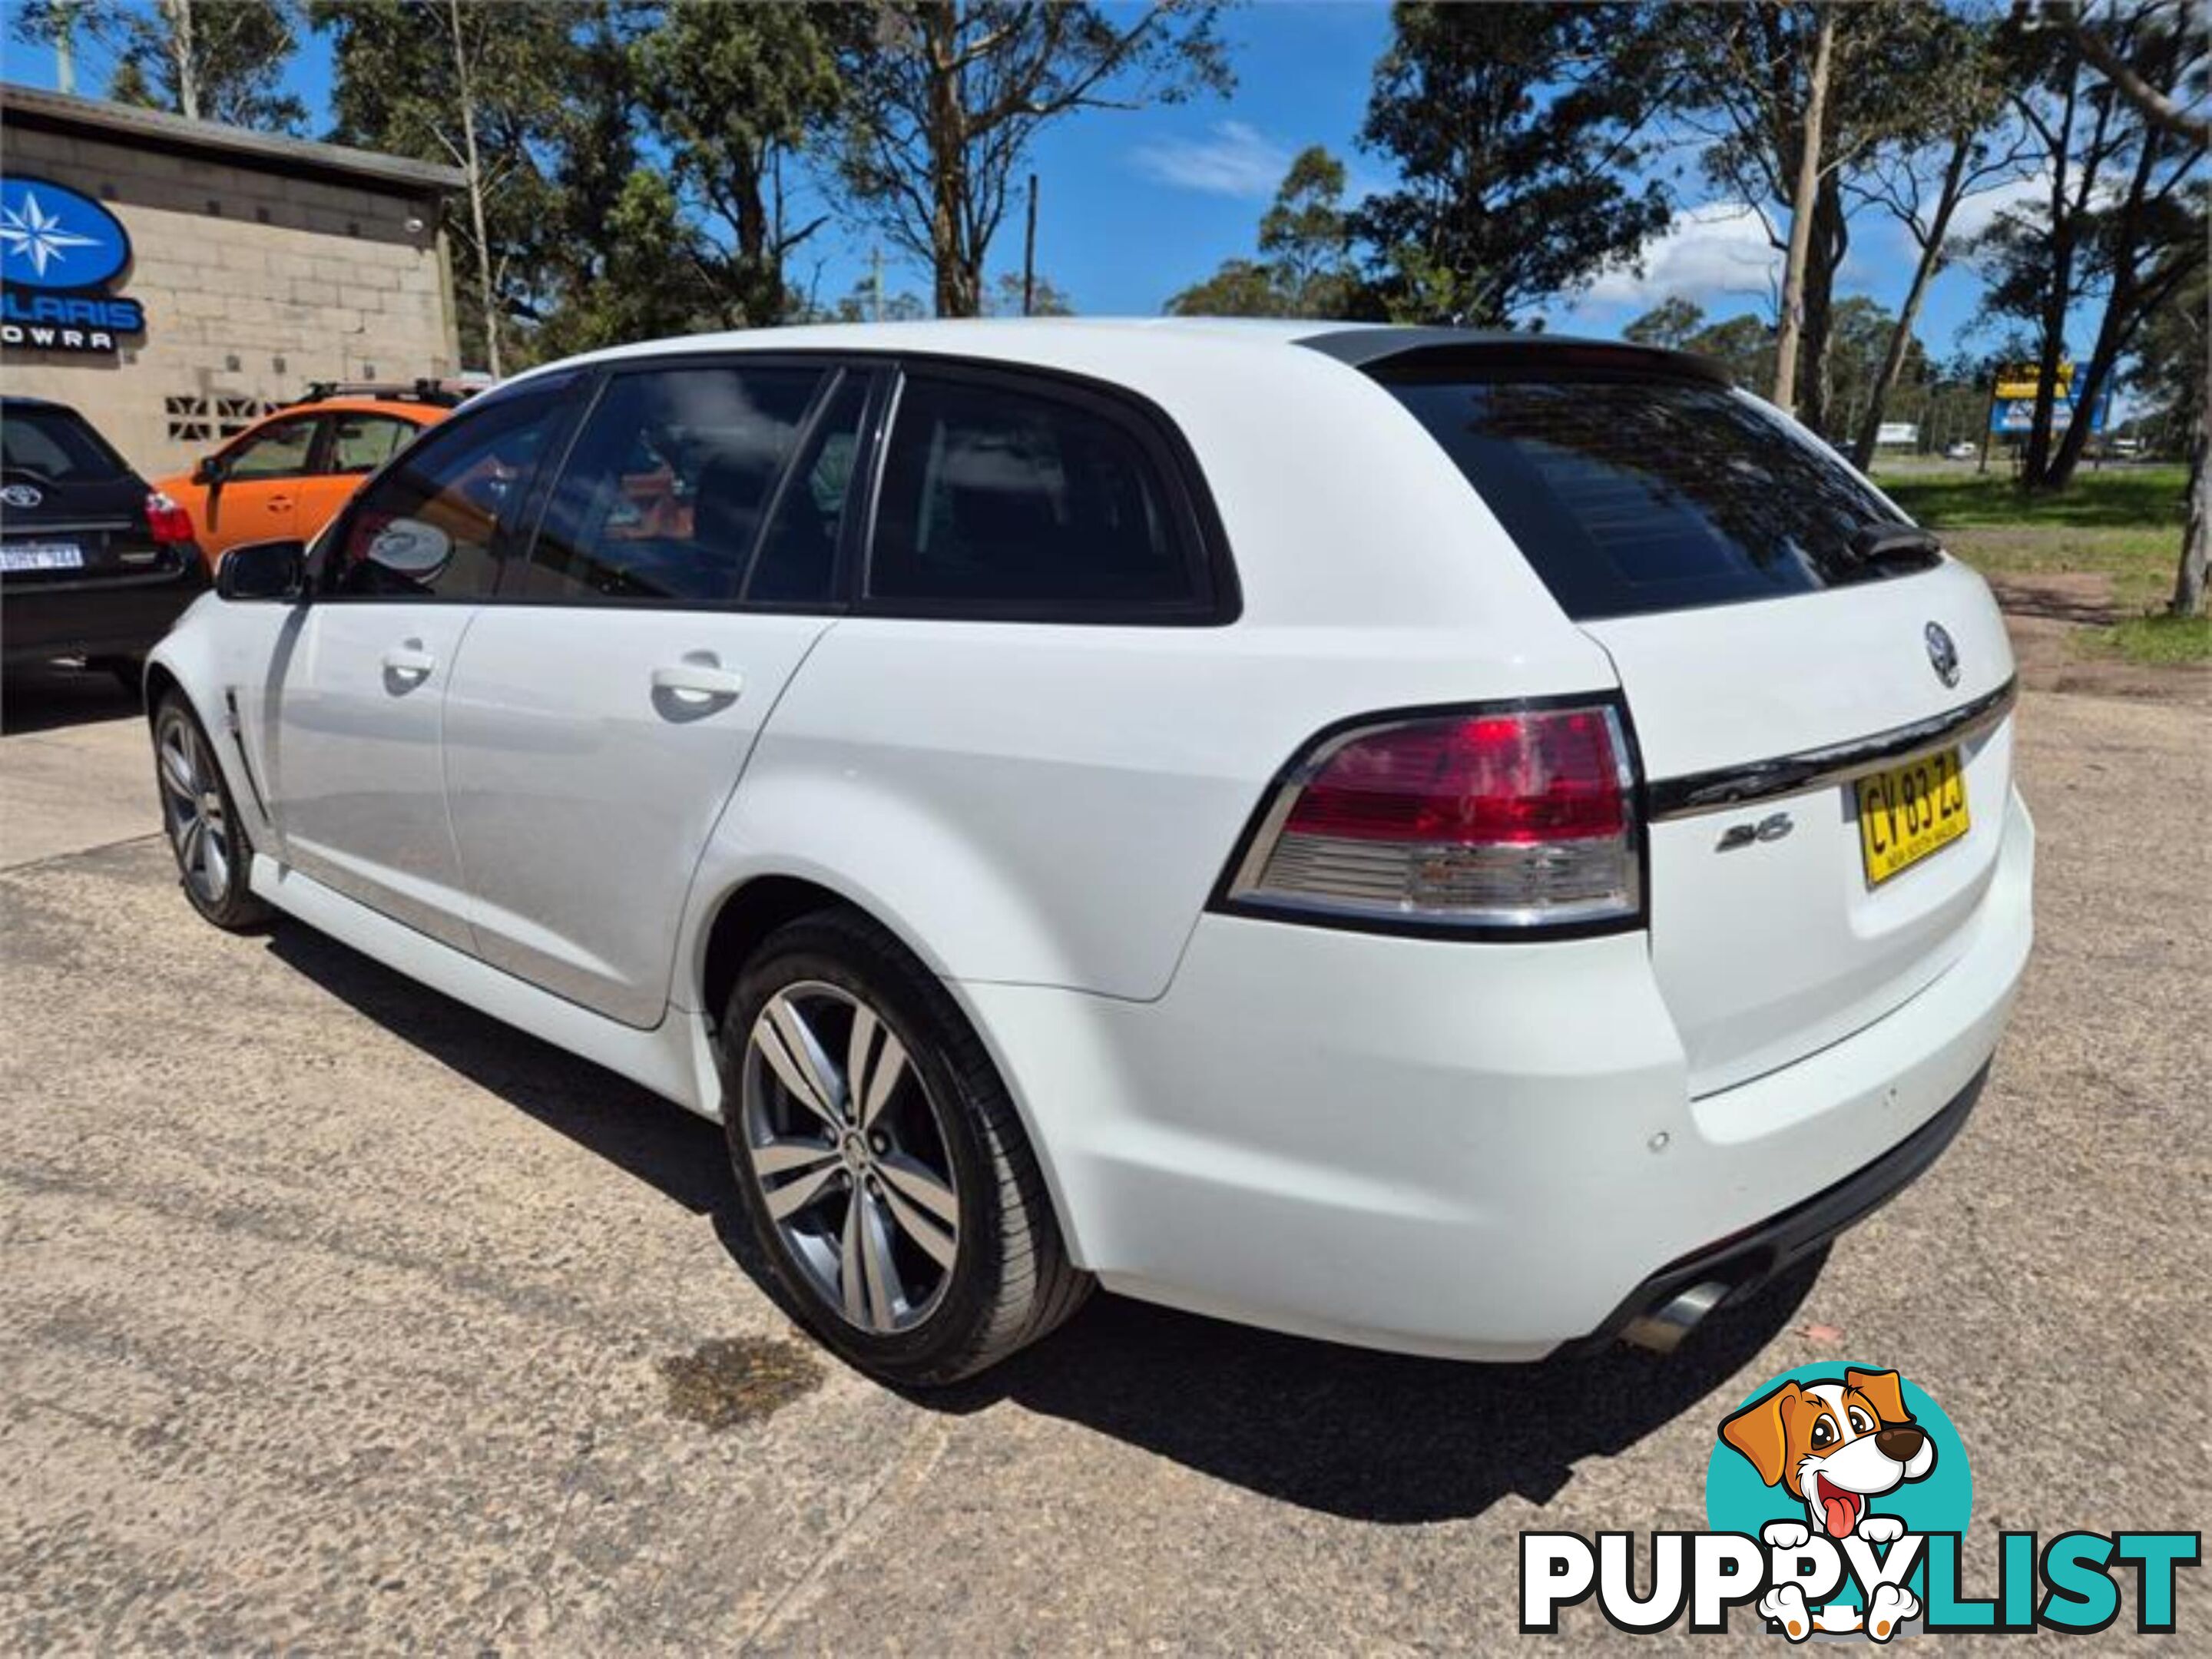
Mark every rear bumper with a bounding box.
[960,787,2034,1362]
[1,561,207,664]
[1558,1059,1986,1356]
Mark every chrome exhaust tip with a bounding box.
[1620,1280,1730,1353]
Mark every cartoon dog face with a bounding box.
[1720,1369,1936,1540]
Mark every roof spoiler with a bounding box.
[1298,326,1734,389]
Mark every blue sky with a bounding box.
[5,2,2028,359]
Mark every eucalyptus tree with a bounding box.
[1167,146,1369,320]
[1664,2,1972,433]
[639,0,853,330]
[1978,0,2207,490]
[1351,2,1676,327]
[11,0,306,131]
[315,0,575,374]
[836,1,1231,318]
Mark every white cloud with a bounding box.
[1580,200,1783,308]
[1131,121,1290,200]
[1946,168,2055,243]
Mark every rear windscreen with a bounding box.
[1380,373,1936,620]
[2,404,128,485]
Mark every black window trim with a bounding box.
[853,355,1240,628]
[734,363,892,614]
[313,371,588,604]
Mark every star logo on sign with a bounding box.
[1,189,101,279]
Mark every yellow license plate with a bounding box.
[1856,747,1969,886]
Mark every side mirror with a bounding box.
[192,455,223,487]
[217,538,309,602]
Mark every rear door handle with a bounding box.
[267,495,293,511]
[382,641,435,680]
[651,658,744,700]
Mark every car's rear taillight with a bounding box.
[1222,700,1643,932]
[146,491,194,545]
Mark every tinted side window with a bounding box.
[524,365,822,603]
[326,384,565,600]
[326,412,418,476]
[225,416,322,480]
[744,373,870,605]
[869,374,1197,614]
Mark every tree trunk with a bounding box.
[164,0,200,121]
[2019,218,2073,489]
[1770,5,1834,416]
[2173,401,2209,617]
[921,3,979,318]
[2022,50,2088,491]
[448,0,501,378]
[2045,118,2174,492]
[1851,138,1969,472]
[1797,177,1846,435]
[732,154,777,329]
[2044,303,2124,492]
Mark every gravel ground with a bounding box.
[1,664,2205,1653]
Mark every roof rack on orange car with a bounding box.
[298,376,485,408]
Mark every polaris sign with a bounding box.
[0,175,146,356]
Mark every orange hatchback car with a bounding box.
[155,381,474,571]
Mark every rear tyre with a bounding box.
[153,692,272,932]
[721,908,1091,1386]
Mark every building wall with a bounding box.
[2,122,458,476]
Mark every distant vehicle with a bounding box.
[1945,442,1977,461]
[146,320,2033,1384]
[154,379,472,571]
[2,395,206,688]
[2108,437,2141,457]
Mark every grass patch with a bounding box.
[1935,525,2181,614]
[2077,614,2212,666]
[1876,465,2189,531]
[1870,465,2192,620]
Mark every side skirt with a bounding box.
[249,854,725,1121]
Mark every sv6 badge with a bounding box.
[1717,812,1794,853]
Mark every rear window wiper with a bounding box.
[1847,522,1942,575]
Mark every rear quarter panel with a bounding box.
[674,345,1621,1004]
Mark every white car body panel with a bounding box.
[691,618,1618,1003]
[141,317,2035,1363]
[441,604,834,1026]
[1581,558,2018,1097]
[965,790,2031,1356]
[264,599,483,953]
[247,853,722,1112]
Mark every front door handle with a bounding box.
[651,657,745,701]
[382,641,435,684]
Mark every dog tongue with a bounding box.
[1821,1491,1859,1539]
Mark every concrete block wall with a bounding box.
[3,124,459,474]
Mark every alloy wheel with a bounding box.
[157,712,232,906]
[738,981,962,1333]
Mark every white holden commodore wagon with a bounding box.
[147,320,2032,1384]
